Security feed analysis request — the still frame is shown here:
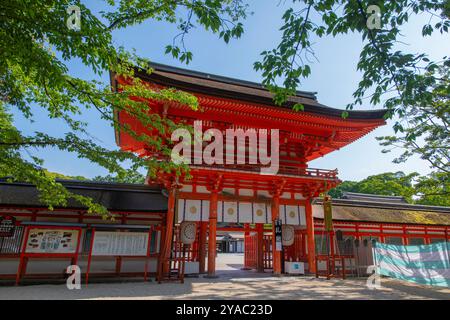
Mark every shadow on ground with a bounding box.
[0,273,448,300]
[0,254,448,300]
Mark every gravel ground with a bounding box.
[0,254,448,300]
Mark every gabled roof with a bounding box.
[124,62,388,121]
[111,62,388,162]
[0,179,168,212]
[144,61,318,99]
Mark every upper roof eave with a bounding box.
[112,62,388,121]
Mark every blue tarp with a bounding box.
[373,241,450,287]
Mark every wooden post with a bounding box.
[115,257,122,275]
[256,223,264,272]
[158,185,177,281]
[329,230,335,275]
[157,225,166,279]
[198,221,208,273]
[305,198,316,273]
[144,227,153,281]
[402,225,408,245]
[207,189,219,277]
[85,228,96,285]
[271,195,281,275]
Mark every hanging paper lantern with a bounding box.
[282,225,295,246]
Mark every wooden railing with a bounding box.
[190,163,338,179]
[315,255,347,280]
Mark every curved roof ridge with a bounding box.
[124,62,388,121]
[344,192,406,199]
[147,61,318,100]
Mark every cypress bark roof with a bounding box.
[313,195,450,226]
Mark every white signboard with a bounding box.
[25,228,79,254]
[92,231,149,256]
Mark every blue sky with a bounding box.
[13,1,449,181]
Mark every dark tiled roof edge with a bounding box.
[0,178,162,194]
[147,62,318,100]
[117,62,388,121]
[0,179,168,212]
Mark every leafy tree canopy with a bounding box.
[1,0,448,217]
[377,68,449,175]
[42,169,88,181]
[414,171,450,206]
[253,0,449,177]
[1,0,248,216]
[328,171,449,206]
[92,172,146,184]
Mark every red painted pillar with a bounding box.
[271,195,281,275]
[256,223,264,272]
[159,185,177,279]
[198,221,208,273]
[207,190,219,277]
[244,223,250,236]
[424,226,430,245]
[402,225,408,245]
[305,198,316,273]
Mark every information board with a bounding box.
[25,228,80,254]
[91,231,149,256]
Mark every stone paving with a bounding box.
[0,253,448,300]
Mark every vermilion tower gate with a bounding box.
[111,62,386,279]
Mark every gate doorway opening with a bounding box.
[173,222,310,278]
[216,231,245,275]
[214,224,273,277]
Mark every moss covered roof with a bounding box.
[313,204,450,226]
